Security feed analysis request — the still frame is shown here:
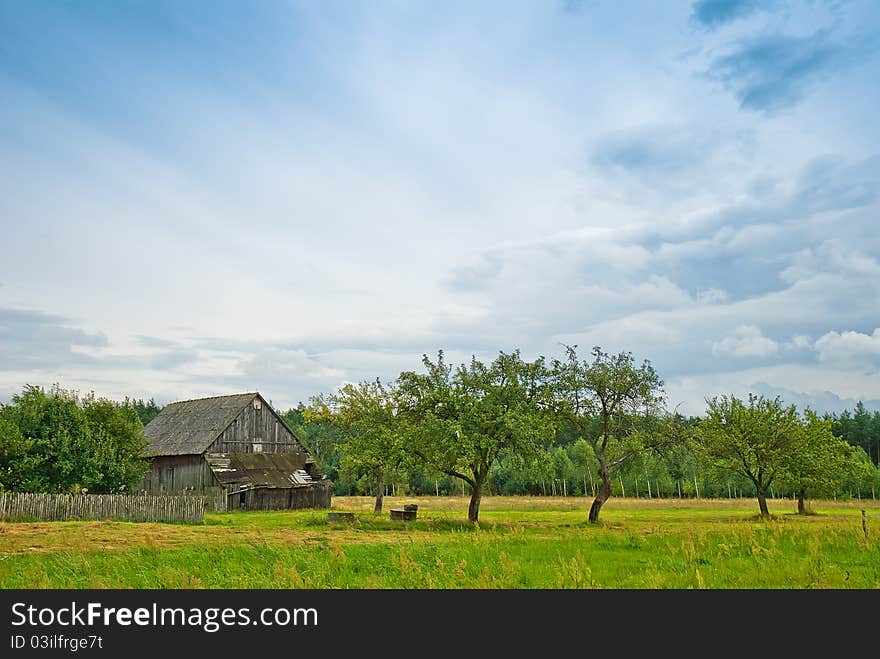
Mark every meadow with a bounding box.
[1,496,878,588]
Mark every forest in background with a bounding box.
[2,356,879,506]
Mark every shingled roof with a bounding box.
[143,392,259,457]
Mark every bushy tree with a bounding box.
[397,350,554,522]
[307,378,405,512]
[0,418,32,490]
[551,346,669,522]
[82,394,150,491]
[778,409,869,512]
[695,394,803,516]
[0,385,148,493]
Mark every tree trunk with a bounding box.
[756,487,770,517]
[374,471,384,513]
[797,489,806,514]
[588,467,612,523]
[468,476,485,523]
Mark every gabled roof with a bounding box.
[205,452,322,489]
[143,392,259,457]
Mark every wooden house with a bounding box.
[140,392,331,510]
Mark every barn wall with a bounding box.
[140,455,214,494]
[228,483,331,511]
[207,395,310,458]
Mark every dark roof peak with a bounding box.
[164,391,260,407]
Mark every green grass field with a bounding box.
[1,496,878,588]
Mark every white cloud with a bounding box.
[785,334,813,349]
[711,325,779,358]
[239,348,344,381]
[814,328,880,367]
[1,2,879,414]
[781,239,880,285]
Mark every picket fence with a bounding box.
[0,492,210,524]
[201,487,228,513]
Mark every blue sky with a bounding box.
[1,0,879,414]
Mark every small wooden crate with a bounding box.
[390,508,417,521]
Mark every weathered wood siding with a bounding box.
[140,454,214,494]
[139,394,329,510]
[207,395,309,458]
[228,482,331,511]
[202,486,228,512]
[0,492,205,524]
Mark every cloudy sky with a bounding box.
[1,0,878,414]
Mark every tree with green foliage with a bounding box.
[281,403,343,482]
[123,397,163,427]
[487,448,544,495]
[568,438,599,496]
[778,409,870,513]
[307,378,405,512]
[82,393,151,492]
[550,445,576,495]
[2,385,99,492]
[551,346,668,523]
[837,445,877,501]
[695,394,803,517]
[0,418,32,490]
[832,402,880,466]
[397,350,554,522]
[0,385,149,493]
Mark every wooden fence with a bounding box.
[201,487,228,513]
[0,492,206,524]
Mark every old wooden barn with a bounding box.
[140,392,331,510]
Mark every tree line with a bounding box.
[297,346,877,522]
[1,348,878,523]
